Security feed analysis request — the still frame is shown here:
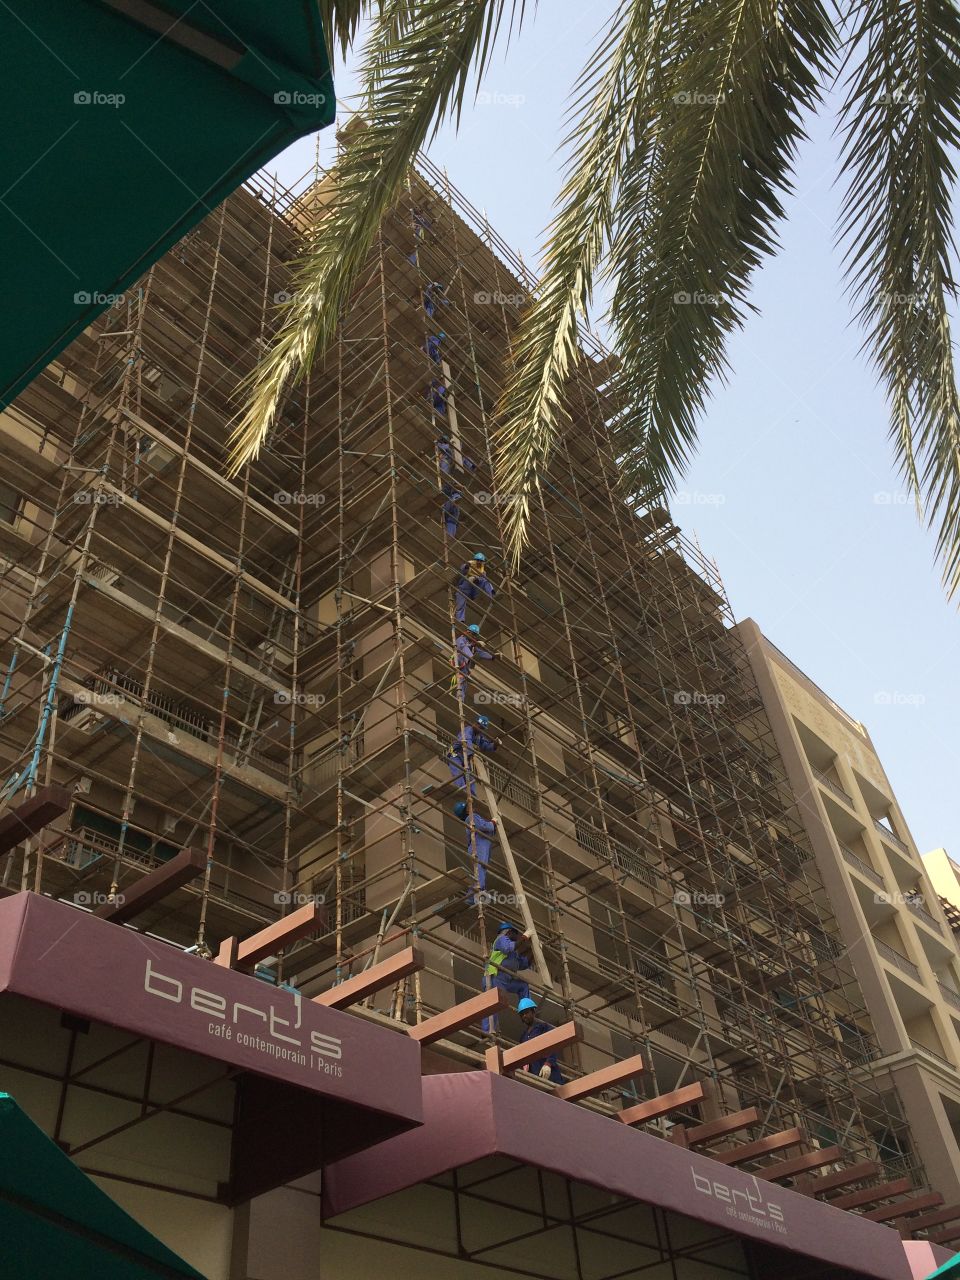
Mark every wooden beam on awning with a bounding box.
[93,846,205,923]
[797,1160,880,1196]
[556,1055,645,1102]
[901,1203,960,1234]
[0,786,71,856]
[863,1192,943,1224]
[500,1020,581,1074]
[618,1082,705,1126]
[713,1128,803,1166]
[214,901,324,971]
[756,1146,842,1183]
[680,1107,759,1147]
[313,946,423,1010]
[407,987,506,1044]
[829,1178,911,1211]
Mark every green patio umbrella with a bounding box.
[0,0,335,407]
[0,1092,206,1278]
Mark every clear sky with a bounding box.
[265,3,958,860]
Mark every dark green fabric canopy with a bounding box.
[0,0,334,407]
[0,1093,206,1279]
[929,1251,960,1278]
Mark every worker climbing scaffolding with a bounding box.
[453,799,497,900]
[423,280,448,318]
[442,488,461,538]
[455,552,495,623]
[482,922,531,1032]
[425,331,445,363]
[447,708,497,789]
[451,624,497,701]
[427,379,448,416]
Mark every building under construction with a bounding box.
[0,154,954,1277]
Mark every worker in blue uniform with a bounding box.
[435,435,453,475]
[451,624,497,701]
[453,799,497,898]
[425,331,445,363]
[423,280,448,317]
[447,709,497,790]
[518,997,566,1084]
[428,379,448,416]
[482,922,531,1032]
[443,489,461,538]
[455,552,495,623]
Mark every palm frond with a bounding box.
[228,0,531,475]
[838,0,960,596]
[608,0,835,500]
[495,0,678,569]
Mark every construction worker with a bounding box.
[436,434,453,475]
[425,331,445,363]
[452,623,497,700]
[412,207,433,240]
[423,280,448,318]
[518,997,566,1084]
[447,708,497,790]
[453,799,497,897]
[428,379,448,416]
[443,489,461,538]
[482,922,531,1031]
[455,552,495,624]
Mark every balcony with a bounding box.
[814,769,856,810]
[910,1038,955,1069]
[905,897,943,935]
[874,819,911,857]
[840,845,884,889]
[938,981,960,1014]
[875,938,922,983]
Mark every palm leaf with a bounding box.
[838,0,960,596]
[228,0,531,474]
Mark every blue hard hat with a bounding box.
[476,715,490,727]
[498,921,518,933]
[438,331,446,339]
[453,801,468,819]
[517,997,537,1013]
[468,624,481,635]
[472,551,486,562]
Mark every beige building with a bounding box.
[740,619,960,1204]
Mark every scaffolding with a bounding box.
[0,152,922,1198]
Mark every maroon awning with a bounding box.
[324,1071,914,1280]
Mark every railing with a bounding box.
[874,819,911,856]
[938,981,960,1014]
[840,845,885,889]
[574,819,662,894]
[875,938,922,982]
[813,769,856,809]
[486,759,537,813]
[906,898,943,935]
[910,1038,955,1069]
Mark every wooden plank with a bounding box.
[555,1054,645,1103]
[829,1178,912,1211]
[313,946,424,1009]
[756,1147,843,1183]
[681,1107,759,1147]
[407,988,507,1045]
[618,1083,706,1126]
[898,1203,960,1233]
[0,786,71,856]
[713,1129,803,1167]
[863,1192,942,1223]
[93,846,205,922]
[235,902,324,969]
[474,756,552,989]
[797,1160,880,1197]
[501,1021,581,1073]
[213,936,238,968]
[929,1224,960,1245]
